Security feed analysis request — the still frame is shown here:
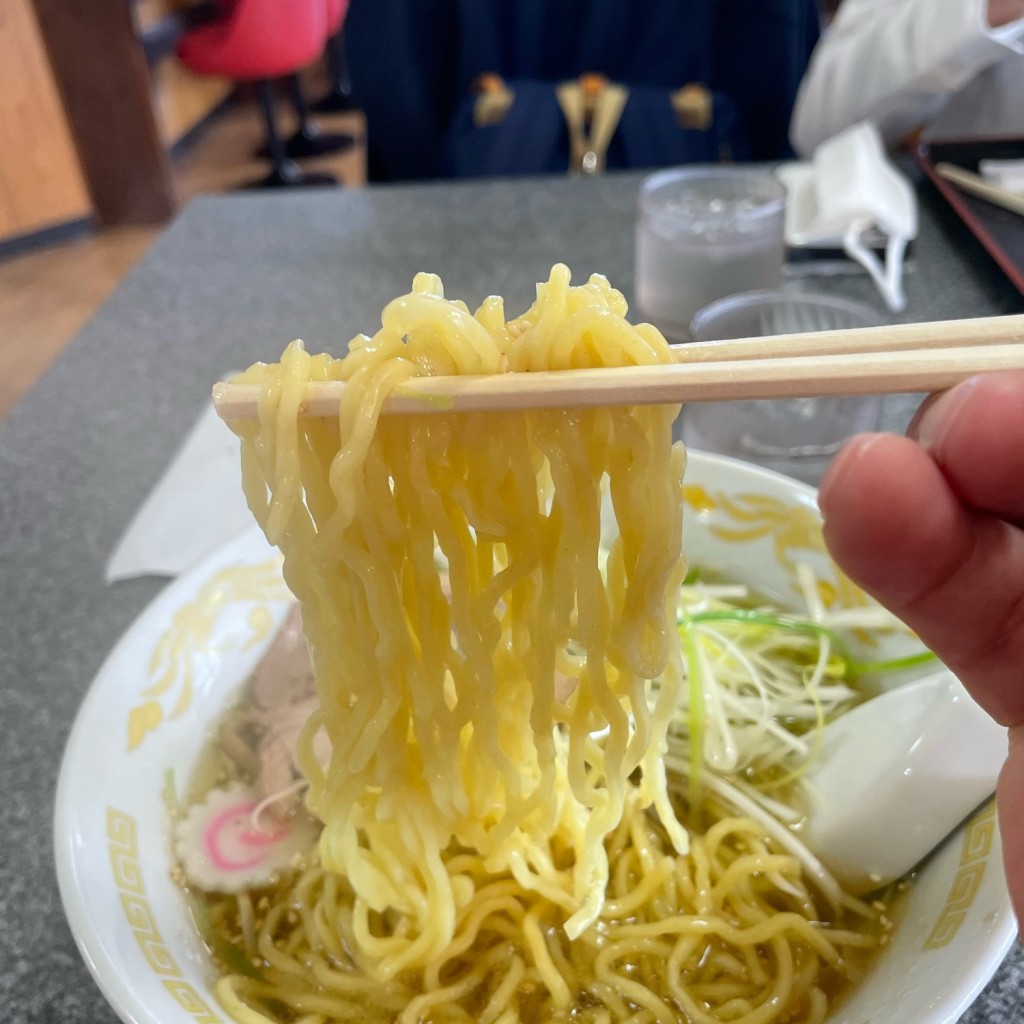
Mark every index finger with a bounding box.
[910,371,1024,527]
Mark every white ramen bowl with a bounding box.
[55,450,1014,1024]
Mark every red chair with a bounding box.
[177,0,339,188]
[312,0,355,114]
[326,0,348,34]
[268,0,355,162]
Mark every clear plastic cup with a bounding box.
[635,168,787,341]
[680,291,886,484]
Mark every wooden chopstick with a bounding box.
[936,162,1024,219]
[674,313,1024,363]
[212,315,1024,419]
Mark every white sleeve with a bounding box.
[789,0,1024,157]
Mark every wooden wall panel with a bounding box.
[32,0,178,226]
[0,0,92,240]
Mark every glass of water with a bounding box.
[681,291,886,484]
[635,168,787,341]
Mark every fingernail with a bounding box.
[914,376,981,452]
[818,434,884,521]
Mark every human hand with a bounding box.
[818,371,1024,924]
[988,0,1024,27]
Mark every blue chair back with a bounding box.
[346,0,819,181]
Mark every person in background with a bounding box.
[345,0,820,181]
[791,0,1024,155]
[819,371,1024,924]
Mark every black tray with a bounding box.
[914,138,1024,295]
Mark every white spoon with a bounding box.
[799,669,1006,894]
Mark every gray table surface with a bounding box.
[2,172,1022,1023]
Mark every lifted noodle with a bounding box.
[210,267,885,1023]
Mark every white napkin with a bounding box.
[105,403,254,582]
[979,158,1024,194]
[776,122,918,312]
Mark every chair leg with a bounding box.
[249,79,337,189]
[259,79,297,179]
[281,74,355,159]
[311,30,356,113]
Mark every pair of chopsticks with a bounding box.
[213,314,1024,420]
[936,163,1024,219]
